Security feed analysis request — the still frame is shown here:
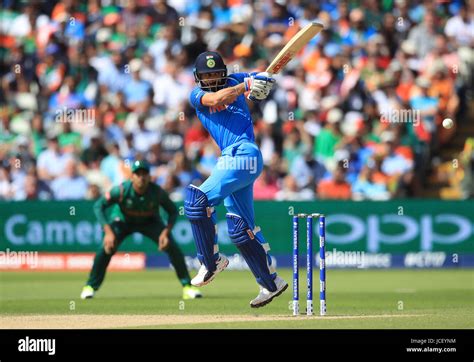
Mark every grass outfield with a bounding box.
[0,269,472,329]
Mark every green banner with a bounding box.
[0,200,473,254]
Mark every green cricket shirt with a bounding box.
[94,180,178,227]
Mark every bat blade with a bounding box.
[266,22,324,75]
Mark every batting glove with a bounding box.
[244,72,276,101]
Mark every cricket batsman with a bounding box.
[185,51,288,308]
[80,160,202,300]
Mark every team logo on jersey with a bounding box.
[206,59,215,68]
[126,199,132,206]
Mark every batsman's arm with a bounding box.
[201,83,246,107]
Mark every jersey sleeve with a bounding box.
[158,187,178,228]
[93,184,123,226]
[189,87,206,110]
[227,72,250,85]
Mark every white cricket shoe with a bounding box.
[80,285,95,299]
[250,276,288,308]
[191,254,229,287]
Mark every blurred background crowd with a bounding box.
[1,0,473,202]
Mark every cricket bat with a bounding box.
[266,22,324,75]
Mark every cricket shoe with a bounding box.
[250,276,288,308]
[191,254,229,287]
[182,285,203,300]
[80,285,95,299]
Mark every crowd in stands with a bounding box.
[0,0,473,201]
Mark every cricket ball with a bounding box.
[442,118,454,129]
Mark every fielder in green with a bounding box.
[80,160,202,300]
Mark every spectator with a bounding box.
[352,163,391,201]
[184,117,209,160]
[139,54,159,84]
[122,59,152,112]
[256,122,276,166]
[86,184,101,200]
[148,25,182,73]
[84,159,112,193]
[370,153,393,188]
[163,173,183,201]
[393,0,412,37]
[197,142,219,178]
[263,2,294,39]
[317,163,352,200]
[254,166,280,200]
[121,0,144,35]
[170,151,201,187]
[95,50,128,94]
[314,108,343,167]
[147,0,179,26]
[410,77,440,143]
[15,174,53,201]
[379,130,415,196]
[161,118,185,163]
[290,150,326,190]
[147,143,164,169]
[342,8,377,56]
[58,122,82,154]
[36,44,66,93]
[276,175,314,201]
[31,114,47,157]
[408,11,438,58]
[37,135,73,184]
[152,62,189,110]
[80,131,108,168]
[444,4,474,48]
[428,60,459,121]
[0,0,471,203]
[282,126,308,171]
[51,159,88,200]
[133,116,160,154]
[100,143,125,186]
[0,167,13,200]
[380,131,414,175]
[11,135,36,172]
[119,133,137,162]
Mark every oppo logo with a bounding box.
[326,214,473,252]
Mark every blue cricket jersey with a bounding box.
[189,72,254,151]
